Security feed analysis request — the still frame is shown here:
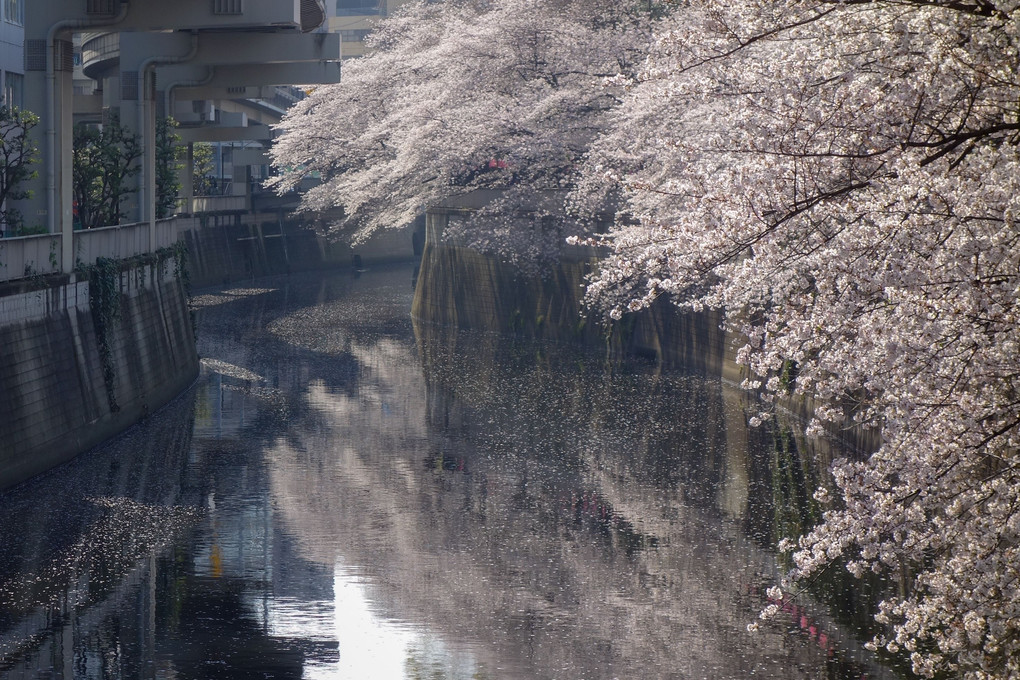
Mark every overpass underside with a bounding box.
[18,0,342,275]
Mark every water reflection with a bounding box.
[0,392,199,677]
[0,265,890,679]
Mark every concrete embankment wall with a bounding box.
[181,213,418,289]
[0,257,198,491]
[412,207,880,455]
[411,207,744,383]
[412,239,740,380]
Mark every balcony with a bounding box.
[80,31,120,80]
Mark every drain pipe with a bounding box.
[163,65,215,216]
[162,64,214,124]
[46,2,129,271]
[137,30,199,246]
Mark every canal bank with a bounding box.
[0,251,198,491]
[0,213,419,492]
[412,201,881,456]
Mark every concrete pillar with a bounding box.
[242,162,252,206]
[56,61,74,271]
[21,61,49,233]
[20,34,74,271]
[120,32,197,233]
[142,67,156,248]
[117,93,142,224]
[180,142,195,211]
[23,0,131,272]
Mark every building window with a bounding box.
[340,29,372,43]
[336,0,379,16]
[5,72,23,108]
[4,0,23,25]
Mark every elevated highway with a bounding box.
[19,0,341,275]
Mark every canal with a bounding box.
[0,264,891,679]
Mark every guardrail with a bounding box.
[0,219,183,284]
[1,187,254,283]
[0,233,62,281]
[74,220,180,265]
[176,195,247,214]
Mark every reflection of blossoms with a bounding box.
[270,0,1020,675]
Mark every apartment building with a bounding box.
[0,0,23,107]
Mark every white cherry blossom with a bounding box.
[271,1,1020,676]
[270,0,660,268]
[580,2,1020,677]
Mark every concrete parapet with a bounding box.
[181,212,416,288]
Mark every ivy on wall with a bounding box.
[75,243,192,413]
[81,256,122,412]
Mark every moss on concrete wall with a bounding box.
[0,256,198,491]
[411,213,879,456]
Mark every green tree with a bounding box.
[73,114,141,229]
[0,106,40,235]
[155,117,181,219]
[176,141,218,196]
[192,142,217,195]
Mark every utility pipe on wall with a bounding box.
[137,31,199,250]
[162,65,214,126]
[46,2,129,273]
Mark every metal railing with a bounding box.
[0,185,257,282]
[0,233,62,281]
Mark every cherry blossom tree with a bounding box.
[575,2,1020,677]
[268,0,662,269]
[272,0,1020,674]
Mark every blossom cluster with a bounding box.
[271,2,1020,676]
[268,0,658,260]
[579,2,1020,678]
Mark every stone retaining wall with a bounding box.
[0,258,198,491]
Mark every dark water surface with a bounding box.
[0,265,889,679]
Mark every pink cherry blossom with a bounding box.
[580,2,1020,677]
[272,2,1020,676]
